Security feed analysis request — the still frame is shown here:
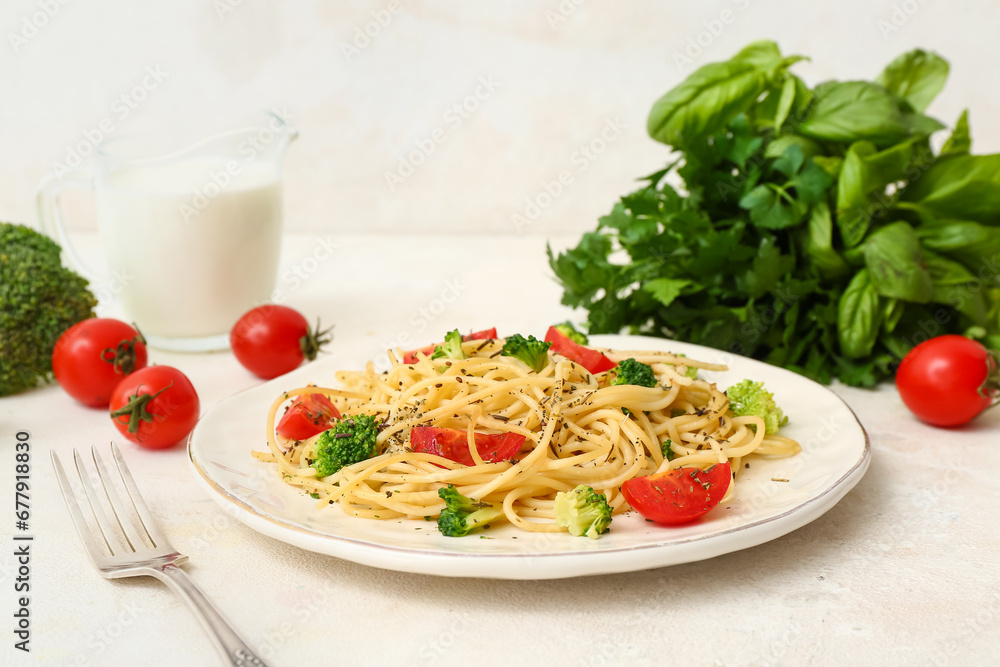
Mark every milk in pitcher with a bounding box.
[95,157,283,340]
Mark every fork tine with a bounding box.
[110,442,169,547]
[72,449,121,556]
[91,446,146,551]
[51,451,111,565]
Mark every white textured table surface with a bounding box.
[2,232,999,667]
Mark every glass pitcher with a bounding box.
[37,111,298,352]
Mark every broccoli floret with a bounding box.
[431,328,467,360]
[673,353,699,379]
[661,439,677,461]
[437,485,504,537]
[612,358,657,388]
[727,379,787,434]
[312,414,380,477]
[554,485,612,539]
[554,321,588,345]
[1,223,96,396]
[501,333,552,372]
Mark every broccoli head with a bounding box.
[554,321,588,345]
[554,484,612,539]
[431,328,467,360]
[727,379,787,434]
[437,485,503,537]
[612,358,657,388]
[312,414,380,477]
[501,333,552,372]
[1,222,96,396]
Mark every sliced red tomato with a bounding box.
[401,328,499,364]
[410,426,525,466]
[544,326,615,374]
[621,463,732,525]
[276,393,341,441]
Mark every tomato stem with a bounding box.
[300,318,333,362]
[101,324,146,375]
[109,381,172,434]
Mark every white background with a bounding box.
[2,0,999,235]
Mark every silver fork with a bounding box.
[52,443,269,667]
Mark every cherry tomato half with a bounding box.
[621,463,732,525]
[52,318,148,407]
[109,365,200,450]
[276,392,342,441]
[544,325,616,375]
[401,328,498,364]
[230,305,331,379]
[410,426,526,466]
[896,334,999,427]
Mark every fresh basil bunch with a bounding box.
[550,41,1000,386]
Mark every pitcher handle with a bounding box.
[36,170,106,281]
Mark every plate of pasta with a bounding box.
[188,332,869,579]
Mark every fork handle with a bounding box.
[151,563,270,667]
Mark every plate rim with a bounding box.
[188,334,871,578]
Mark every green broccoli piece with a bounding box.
[501,333,552,372]
[437,485,504,537]
[661,439,677,461]
[727,379,787,434]
[312,414,380,477]
[673,353,699,379]
[612,358,657,388]
[1,223,96,396]
[554,485,612,539]
[554,321,588,345]
[431,328,467,360]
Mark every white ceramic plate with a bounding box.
[188,335,869,579]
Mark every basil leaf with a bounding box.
[875,49,949,113]
[836,142,878,247]
[798,81,910,145]
[805,202,849,278]
[882,298,905,334]
[924,249,988,325]
[861,221,934,302]
[813,155,844,178]
[902,154,1000,223]
[838,269,883,358]
[765,135,823,161]
[916,218,1000,267]
[940,110,971,157]
[648,41,788,148]
[775,76,797,131]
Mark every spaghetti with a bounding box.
[253,338,800,534]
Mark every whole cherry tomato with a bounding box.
[896,335,999,427]
[109,365,200,449]
[52,318,147,407]
[230,305,331,379]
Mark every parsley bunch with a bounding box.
[550,41,1000,386]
